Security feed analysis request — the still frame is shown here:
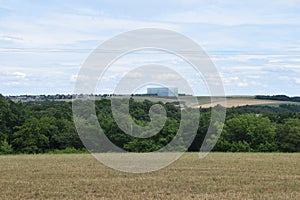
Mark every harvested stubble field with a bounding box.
[0,153,299,199]
[198,99,287,108]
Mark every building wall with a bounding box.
[147,87,178,97]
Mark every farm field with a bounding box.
[198,99,287,108]
[31,95,299,109]
[196,96,299,108]
[0,153,299,199]
[101,96,296,108]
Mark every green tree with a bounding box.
[0,139,13,154]
[276,118,300,152]
[11,118,49,153]
[216,114,276,152]
[51,119,83,149]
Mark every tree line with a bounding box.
[0,94,299,154]
[256,95,300,102]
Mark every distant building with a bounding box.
[147,87,178,97]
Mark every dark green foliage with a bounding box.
[214,114,277,152]
[276,118,300,152]
[255,95,300,102]
[0,94,25,143]
[12,117,50,153]
[1,93,300,154]
[0,139,13,154]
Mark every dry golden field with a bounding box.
[0,153,299,199]
[109,96,293,108]
[198,99,282,108]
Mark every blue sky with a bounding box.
[1,0,300,96]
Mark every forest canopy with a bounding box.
[0,94,300,154]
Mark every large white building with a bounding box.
[147,87,178,97]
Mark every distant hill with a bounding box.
[255,95,300,102]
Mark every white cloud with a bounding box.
[269,58,300,63]
[12,72,26,79]
[213,54,272,62]
[278,76,290,81]
[70,74,78,82]
[0,34,24,43]
[237,81,249,87]
[0,13,180,48]
[1,1,300,96]
[247,75,260,79]
[0,70,28,80]
[3,81,22,86]
[161,0,300,26]
[220,73,239,84]
[229,66,263,70]
[125,72,144,78]
[155,73,180,80]
[294,78,300,84]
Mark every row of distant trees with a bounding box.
[0,94,299,154]
[256,95,300,102]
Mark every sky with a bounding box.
[1,0,300,96]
